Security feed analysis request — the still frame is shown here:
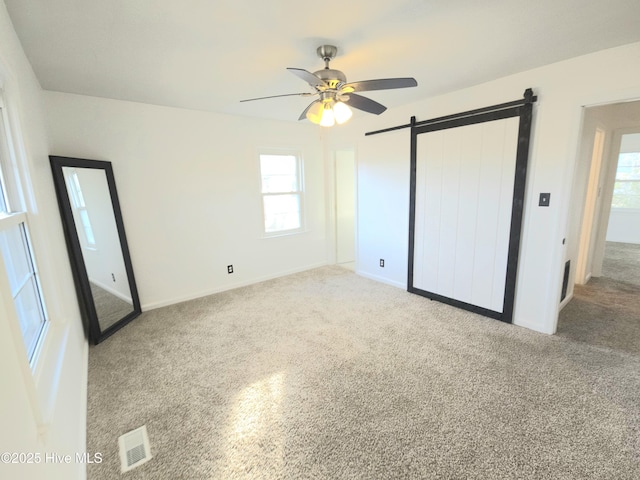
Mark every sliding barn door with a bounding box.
[409,105,532,323]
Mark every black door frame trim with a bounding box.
[407,89,535,323]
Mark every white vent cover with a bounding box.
[118,425,152,473]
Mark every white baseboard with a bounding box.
[513,317,555,335]
[559,291,574,310]
[142,261,329,311]
[356,270,406,289]
[89,278,132,303]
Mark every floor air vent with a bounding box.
[118,425,152,473]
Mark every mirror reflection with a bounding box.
[62,166,134,331]
[51,155,141,343]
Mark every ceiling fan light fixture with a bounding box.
[333,101,353,124]
[305,101,324,124]
[319,103,335,127]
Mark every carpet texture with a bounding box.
[557,276,640,355]
[601,241,640,285]
[557,242,640,355]
[87,266,640,479]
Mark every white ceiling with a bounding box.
[5,0,640,123]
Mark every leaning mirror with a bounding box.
[50,156,141,344]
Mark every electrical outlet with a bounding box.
[539,192,551,207]
[227,265,233,274]
[380,259,385,268]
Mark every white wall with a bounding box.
[332,42,640,334]
[349,127,411,289]
[43,92,329,309]
[606,209,640,243]
[0,2,87,479]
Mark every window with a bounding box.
[0,99,48,363]
[259,152,304,234]
[612,151,640,209]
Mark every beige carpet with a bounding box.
[87,266,640,479]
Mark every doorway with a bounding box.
[335,149,356,270]
[600,130,640,286]
[571,102,640,288]
[558,99,640,353]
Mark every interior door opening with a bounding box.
[335,149,356,270]
[557,99,640,349]
[571,100,640,295]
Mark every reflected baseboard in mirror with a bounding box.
[50,156,141,344]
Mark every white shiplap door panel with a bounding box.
[413,117,519,312]
[453,125,482,303]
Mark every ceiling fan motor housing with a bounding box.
[314,68,347,89]
[314,45,345,89]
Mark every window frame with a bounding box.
[0,89,66,429]
[0,99,49,367]
[0,212,49,361]
[611,151,640,210]
[258,149,306,237]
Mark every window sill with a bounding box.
[30,320,71,433]
[610,207,640,214]
[260,228,309,239]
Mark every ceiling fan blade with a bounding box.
[341,78,417,93]
[298,100,321,121]
[287,68,327,88]
[240,92,315,102]
[343,93,387,115]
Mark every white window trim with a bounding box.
[611,148,640,209]
[258,148,307,238]
[0,89,72,434]
[0,212,48,356]
[609,206,640,214]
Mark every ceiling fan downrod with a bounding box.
[317,45,338,69]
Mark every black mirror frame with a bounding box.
[50,156,141,344]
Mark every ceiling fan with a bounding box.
[240,45,418,127]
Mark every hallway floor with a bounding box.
[557,242,640,355]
